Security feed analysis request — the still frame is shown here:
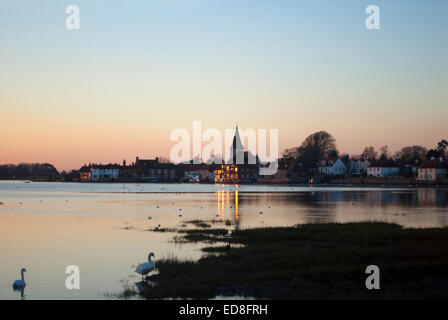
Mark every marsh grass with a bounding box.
[150,227,178,233]
[173,228,230,243]
[185,220,212,228]
[185,219,233,228]
[123,222,448,299]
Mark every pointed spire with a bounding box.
[232,126,243,151]
[229,125,244,164]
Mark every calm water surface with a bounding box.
[0,181,447,299]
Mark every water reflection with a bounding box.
[12,286,26,300]
[1,182,448,299]
[135,281,150,294]
[212,187,448,228]
[216,189,241,229]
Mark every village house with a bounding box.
[367,161,400,177]
[214,162,259,184]
[348,159,370,175]
[317,158,347,176]
[119,160,136,181]
[79,165,92,182]
[257,160,289,183]
[90,164,120,181]
[184,164,211,182]
[214,126,259,183]
[135,157,177,182]
[214,164,237,184]
[418,159,447,181]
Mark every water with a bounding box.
[0,181,447,299]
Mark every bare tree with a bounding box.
[281,131,338,167]
[437,139,448,157]
[379,145,390,161]
[361,146,378,161]
[297,131,338,165]
[282,147,300,160]
[394,145,427,164]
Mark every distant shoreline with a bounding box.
[1,179,447,189]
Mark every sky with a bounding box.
[0,0,447,171]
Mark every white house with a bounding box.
[348,159,370,175]
[418,159,447,181]
[184,170,200,182]
[318,158,347,176]
[367,162,400,177]
[91,165,120,181]
[184,165,210,182]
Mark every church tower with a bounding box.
[230,125,244,164]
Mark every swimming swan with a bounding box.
[135,253,155,279]
[13,268,26,289]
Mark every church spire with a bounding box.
[232,125,244,151]
[230,125,244,164]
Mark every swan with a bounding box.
[13,268,26,289]
[135,252,155,279]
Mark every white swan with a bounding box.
[13,268,26,289]
[135,252,155,279]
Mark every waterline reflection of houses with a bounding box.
[215,188,240,225]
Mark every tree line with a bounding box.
[0,163,59,179]
[282,131,447,167]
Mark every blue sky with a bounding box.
[0,0,447,170]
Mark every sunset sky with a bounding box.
[1,0,447,171]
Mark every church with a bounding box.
[213,126,260,183]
